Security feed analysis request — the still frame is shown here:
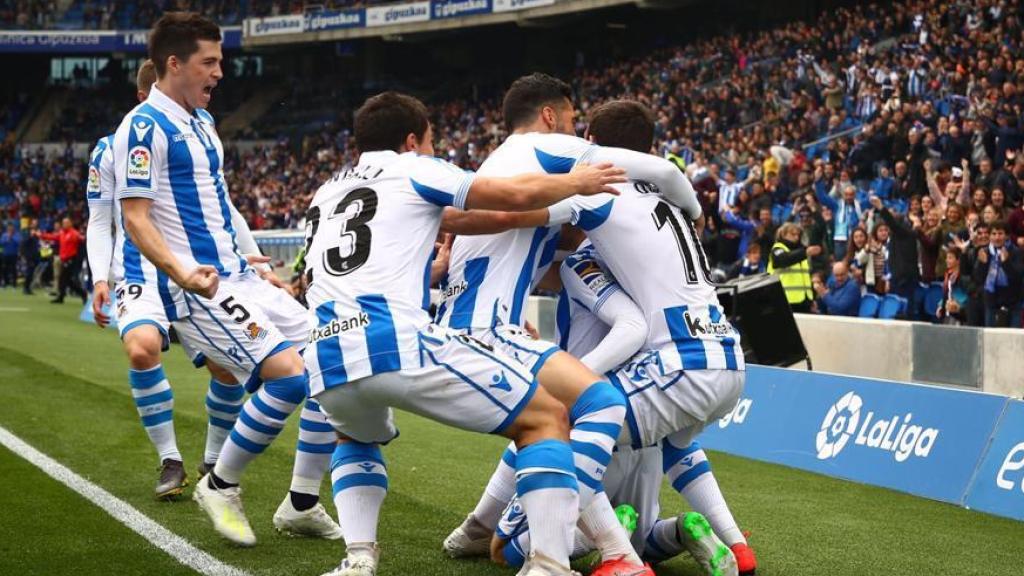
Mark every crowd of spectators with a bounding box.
[2,0,1024,328]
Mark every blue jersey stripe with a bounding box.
[664,305,709,370]
[192,118,247,274]
[421,249,434,312]
[314,302,348,385]
[138,104,224,274]
[357,294,402,375]
[410,178,455,207]
[120,211,146,284]
[449,257,488,330]
[534,148,575,174]
[537,230,560,270]
[126,115,155,189]
[155,269,177,321]
[510,227,547,326]
[709,306,737,370]
[576,199,614,231]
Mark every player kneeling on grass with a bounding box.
[302,91,628,576]
[116,13,339,545]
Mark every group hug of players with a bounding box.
[87,11,759,576]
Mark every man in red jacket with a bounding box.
[38,217,85,304]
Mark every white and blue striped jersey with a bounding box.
[556,245,618,356]
[302,150,475,394]
[87,134,186,320]
[114,85,248,280]
[569,181,744,372]
[436,133,596,331]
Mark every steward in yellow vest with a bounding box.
[767,223,814,312]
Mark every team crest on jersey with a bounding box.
[245,322,269,342]
[127,146,151,180]
[87,166,100,193]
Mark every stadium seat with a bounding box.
[878,295,907,319]
[858,293,881,318]
[923,282,944,320]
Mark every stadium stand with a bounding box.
[2,0,1023,328]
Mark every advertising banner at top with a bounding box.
[699,366,1009,505]
[0,26,242,53]
[366,2,432,27]
[492,0,555,12]
[247,15,305,37]
[305,9,365,32]
[432,0,493,19]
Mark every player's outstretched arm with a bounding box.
[121,197,219,298]
[464,162,625,212]
[586,147,703,219]
[440,207,550,235]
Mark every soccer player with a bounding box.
[113,13,338,545]
[553,245,757,575]
[302,91,627,576]
[439,73,702,575]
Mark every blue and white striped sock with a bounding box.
[213,373,307,485]
[664,440,745,546]
[515,439,579,568]
[570,382,637,563]
[331,442,387,546]
[203,378,245,465]
[128,365,180,462]
[290,400,334,499]
[569,382,626,506]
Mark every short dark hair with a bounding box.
[990,220,1008,233]
[149,12,221,78]
[502,73,573,132]
[586,100,656,153]
[354,92,430,153]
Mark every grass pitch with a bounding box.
[0,288,1021,576]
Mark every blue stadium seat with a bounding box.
[923,282,944,320]
[858,293,881,318]
[879,295,907,319]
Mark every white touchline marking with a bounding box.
[0,425,252,576]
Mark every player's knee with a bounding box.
[258,346,304,381]
[523,389,571,439]
[123,332,161,369]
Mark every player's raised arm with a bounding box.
[464,162,625,211]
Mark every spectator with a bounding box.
[972,221,1024,327]
[1,223,19,288]
[725,242,764,280]
[915,208,943,283]
[937,246,969,325]
[815,261,861,317]
[817,183,862,260]
[872,195,921,316]
[856,223,891,295]
[37,217,85,304]
[843,226,870,286]
[18,222,39,295]
[959,223,992,326]
[768,223,817,313]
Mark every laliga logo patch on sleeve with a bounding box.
[87,166,101,193]
[127,146,151,181]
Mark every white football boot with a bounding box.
[192,473,256,547]
[442,514,492,558]
[272,495,343,539]
[320,544,379,576]
[678,512,738,576]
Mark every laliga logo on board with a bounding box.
[718,398,752,429]
[816,391,940,462]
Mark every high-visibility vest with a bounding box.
[767,241,813,305]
